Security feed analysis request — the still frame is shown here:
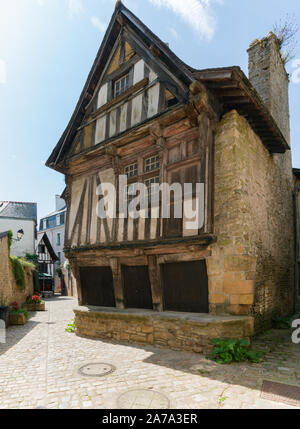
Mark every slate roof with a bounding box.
[0,202,37,221]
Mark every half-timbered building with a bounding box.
[46,2,295,353]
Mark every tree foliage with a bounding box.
[273,14,299,64]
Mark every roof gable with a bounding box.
[46,1,194,170]
[37,233,59,262]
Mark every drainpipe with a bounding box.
[293,184,300,314]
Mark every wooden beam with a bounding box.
[148,255,163,311]
[110,257,125,309]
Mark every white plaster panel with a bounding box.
[148,83,160,118]
[95,116,106,144]
[131,94,143,126]
[68,177,85,238]
[110,109,117,137]
[133,59,145,85]
[149,69,158,83]
[97,84,108,109]
[120,103,128,133]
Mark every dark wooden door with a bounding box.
[161,261,209,313]
[122,265,153,310]
[80,267,116,307]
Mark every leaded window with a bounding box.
[144,155,160,172]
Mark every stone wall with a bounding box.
[0,232,34,308]
[207,110,294,332]
[75,307,253,355]
[248,33,290,145]
[0,233,11,305]
[62,267,78,299]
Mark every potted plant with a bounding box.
[9,302,28,326]
[24,294,46,311]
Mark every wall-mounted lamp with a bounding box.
[12,229,25,242]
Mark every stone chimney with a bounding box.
[247,32,290,146]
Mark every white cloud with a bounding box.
[67,0,83,17]
[91,16,107,33]
[169,27,180,39]
[149,0,222,40]
[0,59,7,84]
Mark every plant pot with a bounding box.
[24,302,45,312]
[0,306,10,328]
[9,313,27,325]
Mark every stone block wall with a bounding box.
[75,308,253,355]
[62,267,78,298]
[0,232,34,308]
[0,234,11,305]
[207,110,294,332]
[248,33,290,145]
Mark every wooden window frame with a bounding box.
[144,155,160,173]
[114,73,130,98]
[125,162,138,178]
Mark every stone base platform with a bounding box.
[74,307,254,355]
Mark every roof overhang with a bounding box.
[195,67,289,154]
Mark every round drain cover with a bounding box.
[78,362,116,377]
[117,389,170,409]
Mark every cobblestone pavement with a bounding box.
[0,297,299,409]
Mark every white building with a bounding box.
[0,202,37,257]
[37,195,66,280]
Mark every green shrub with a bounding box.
[10,309,29,319]
[25,253,39,269]
[7,230,13,250]
[211,338,263,365]
[65,319,75,333]
[20,258,36,271]
[10,256,26,291]
[272,315,291,329]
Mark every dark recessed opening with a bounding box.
[161,260,209,313]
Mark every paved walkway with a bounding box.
[0,297,299,409]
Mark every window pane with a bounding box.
[125,162,138,178]
[144,156,160,172]
[114,73,130,98]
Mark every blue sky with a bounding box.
[0,0,300,221]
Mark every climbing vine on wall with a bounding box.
[10,256,26,291]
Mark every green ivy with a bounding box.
[211,338,263,365]
[25,253,39,269]
[7,230,13,250]
[10,256,26,291]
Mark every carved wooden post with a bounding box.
[110,257,125,309]
[148,255,163,311]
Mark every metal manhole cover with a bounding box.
[117,389,170,409]
[261,380,300,407]
[78,362,116,377]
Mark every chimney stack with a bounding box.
[247,32,290,146]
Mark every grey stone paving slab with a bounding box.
[0,296,299,409]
